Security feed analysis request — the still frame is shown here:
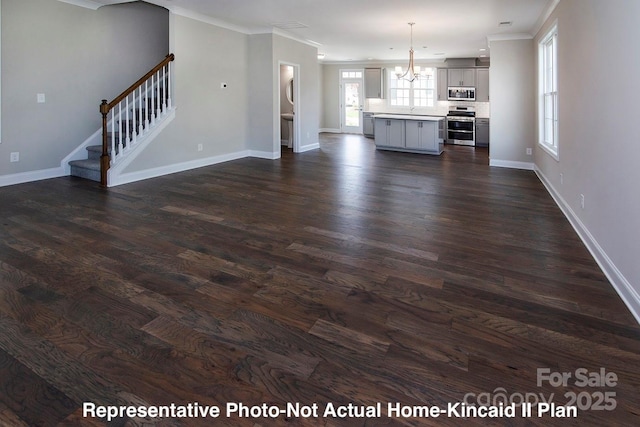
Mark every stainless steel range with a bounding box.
[446,106,476,146]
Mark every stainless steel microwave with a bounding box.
[448,87,476,101]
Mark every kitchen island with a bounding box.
[373,114,445,155]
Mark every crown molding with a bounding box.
[264,28,322,49]
[166,5,252,34]
[532,0,562,37]
[56,0,102,9]
[486,32,534,48]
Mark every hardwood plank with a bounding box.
[0,135,639,425]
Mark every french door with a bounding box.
[340,70,364,134]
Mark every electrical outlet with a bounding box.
[526,147,532,155]
[197,144,203,152]
[10,152,20,162]
[580,194,585,209]
[560,173,564,185]
[37,93,46,103]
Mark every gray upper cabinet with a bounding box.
[476,68,490,102]
[365,68,384,98]
[448,68,476,87]
[437,69,448,101]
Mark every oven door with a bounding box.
[447,119,474,132]
[447,118,475,146]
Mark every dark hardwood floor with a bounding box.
[1,134,639,426]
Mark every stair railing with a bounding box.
[99,53,175,187]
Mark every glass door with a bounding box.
[340,70,364,134]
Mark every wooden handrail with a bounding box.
[100,53,175,187]
[108,53,174,110]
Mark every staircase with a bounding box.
[69,54,174,186]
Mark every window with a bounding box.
[388,68,435,108]
[341,71,362,79]
[539,23,558,158]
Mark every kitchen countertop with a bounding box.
[373,114,444,121]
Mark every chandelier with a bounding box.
[395,23,421,82]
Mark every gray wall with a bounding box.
[123,13,249,171]
[247,34,274,154]
[489,39,536,166]
[0,0,168,175]
[534,0,640,318]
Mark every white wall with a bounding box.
[0,0,168,177]
[534,0,640,322]
[488,39,536,169]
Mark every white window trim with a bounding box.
[538,21,559,160]
[386,67,436,109]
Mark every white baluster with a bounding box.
[162,65,167,113]
[151,74,156,125]
[118,102,123,158]
[125,96,130,151]
[131,92,137,145]
[167,62,172,109]
[110,109,115,166]
[144,80,150,130]
[138,86,143,136]
[155,70,161,118]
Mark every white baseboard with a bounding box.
[535,166,640,325]
[319,128,341,133]
[0,167,66,187]
[298,143,320,153]
[109,149,251,187]
[250,150,280,160]
[490,159,535,170]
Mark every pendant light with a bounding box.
[395,23,421,82]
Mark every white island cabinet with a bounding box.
[374,115,445,155]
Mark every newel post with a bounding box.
[100,100,110,188]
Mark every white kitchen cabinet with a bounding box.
[437,69,448,101]
[364,68,384,98]
[405,120,437,151]
[448,68,476,87]
[375,119,404,148]
[476,68,490,102]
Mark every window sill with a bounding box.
[538,142,559,161]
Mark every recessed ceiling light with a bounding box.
[479,48,487,51]
[317,53,325,59]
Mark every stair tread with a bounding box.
[69,159,100,171]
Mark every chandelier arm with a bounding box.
[396,23,420,82]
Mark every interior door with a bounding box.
[340,71,364,134]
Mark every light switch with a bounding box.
[37,93,46,103]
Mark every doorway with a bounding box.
[340,70,364,134]
[279,62,300,154]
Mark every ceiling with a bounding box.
[90,0,556,63]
